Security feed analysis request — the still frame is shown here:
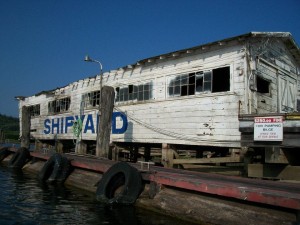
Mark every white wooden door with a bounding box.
[278,73,297,112]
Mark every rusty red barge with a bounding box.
[1,147,299,225]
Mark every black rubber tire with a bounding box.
[38,153,71,183]
[8,147,30,169]
[38,153,63,182]
[0,147,11,162]
[96,162,143,205]
[56,156,72,183]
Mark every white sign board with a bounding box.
[254,116,283,141]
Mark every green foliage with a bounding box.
[0,113,19,140]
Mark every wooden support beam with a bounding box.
[173,156,241,164]
[111,145,119,161]
[75,141,86,155]
[248,164,300,181]
[35,140,42,151]
[161,144,174,168]
[56,141,64,154]
[96,86,115,158]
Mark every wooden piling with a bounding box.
[21,106,30,149]
[162,143,174,168]
[96,86,115,158]
[75,141,87,155]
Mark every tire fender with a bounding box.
[0,147,11,162]
[38,153,71,183]
[96,162,143,205]
[8,147,30,169]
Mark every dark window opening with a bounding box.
[120,87,129,102]
[115,81,153,103]
[212,67,230,92]
[48,97,71,114]
[168,66,230,98]
[128,85,134,100]
[116,87,120,102]
[144,83,150,100]
[29,104,40,117]
[181,74,188,96]
[90,91,100,106]
[82,91,100,108]
[257,76,270,93]
[195,72,204,93]
[188,73,196,95]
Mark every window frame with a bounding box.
[48,97,71,114]
[29,104,40,117]
[115,80,153,104]
[82,90,101,109]
[167,66,230,98]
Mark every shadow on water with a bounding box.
[0,165,198,225]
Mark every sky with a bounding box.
[0,0,299,118]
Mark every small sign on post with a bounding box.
[254,116,283,141]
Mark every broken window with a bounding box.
[257,76,270,94]
[168,66,230,98]
[212,67,230,92]
[82,91,100,108]
[169,73,196,96]
[29,104,40,117]
[48,97,71,114]
[115,81,153,104]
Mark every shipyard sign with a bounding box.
[43,112,128,135]
[254,116,283,141]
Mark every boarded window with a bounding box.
[48,97,71,114]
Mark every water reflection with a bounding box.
[0,166,196,225]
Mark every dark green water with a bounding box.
[0,165,196,225]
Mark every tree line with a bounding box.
[0,114,19,140]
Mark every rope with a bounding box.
[114,107,239,145]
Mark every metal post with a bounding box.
[84,55,104,157]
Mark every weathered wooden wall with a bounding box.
[18,34,300,149]
[249,38,298,114]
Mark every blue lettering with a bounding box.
[65,116,74,133]
[44,119,51,134]
[84,114,95,133]
[43,113,128,135]
[61,117,64,134]
[112,112,128,134]
[52,118,60,134]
